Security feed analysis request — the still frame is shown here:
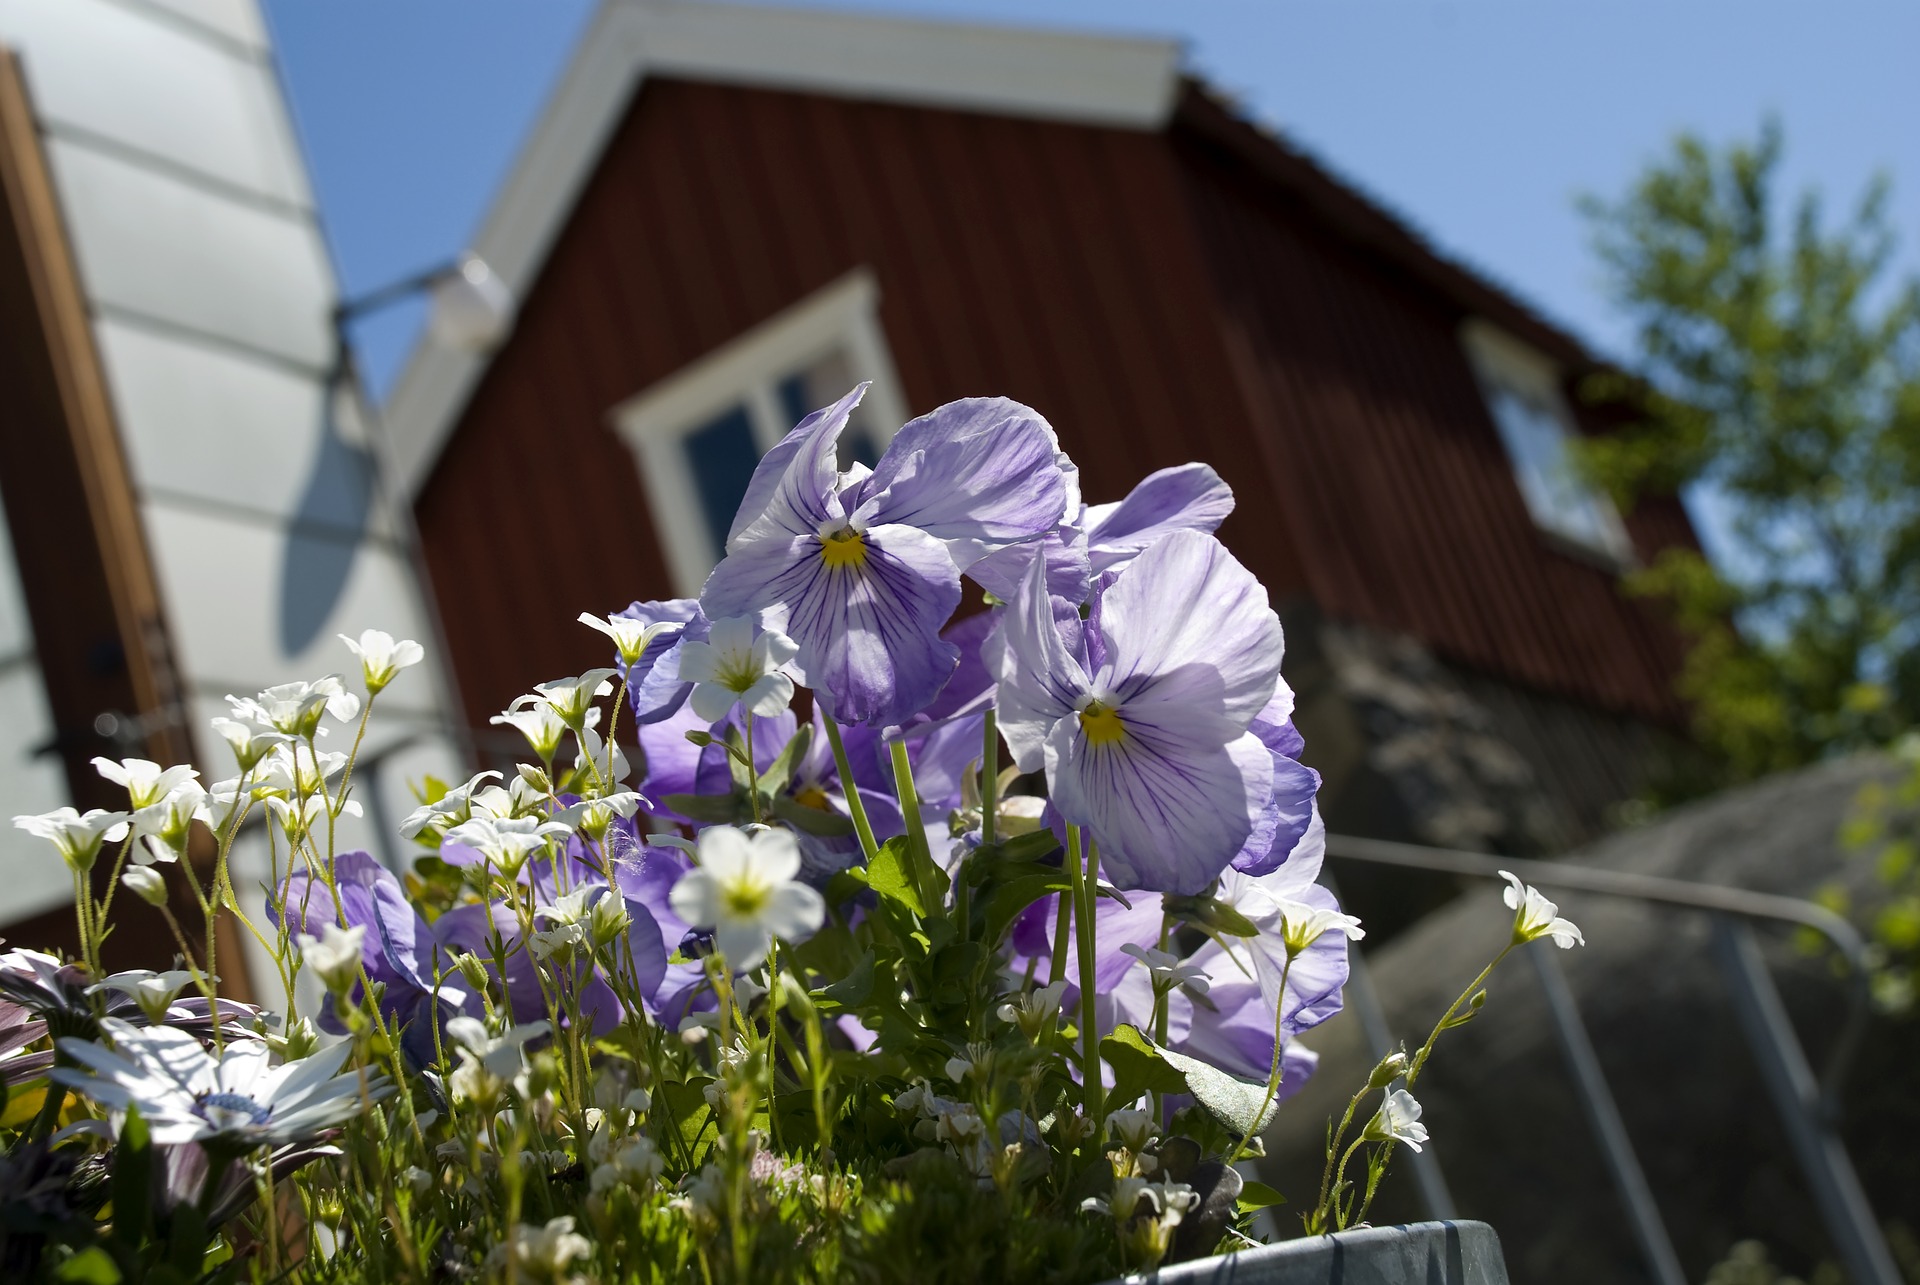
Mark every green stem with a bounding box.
[979,711,1000,849]
[888,739,939,914]
[1229,948,1297,1165]
[744,714,762,825]
[1049,884,1073,988]
[1069,827,1103,1140]
[824,718,879,863]
[1408,945,1512,1088]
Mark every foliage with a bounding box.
[1814,736,1920,1015]
[1578,120,1920,782]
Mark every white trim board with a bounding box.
[383,0,1183,500]
[610,267,908,596]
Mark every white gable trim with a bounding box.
[383,0,1183,498]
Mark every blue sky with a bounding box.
[264,0,1920,414]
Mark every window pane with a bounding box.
[1483,381,1629,562]
[682,404,760,558]
[780,349,883,470]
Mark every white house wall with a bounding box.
[0,0,458,927]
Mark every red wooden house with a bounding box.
[385,1,1697,877]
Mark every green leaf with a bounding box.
[994,829,1062,864]
[724,726,755,793]
[1100,1024,1186,1114]
[772,793,857,837]
[817,952,875,1009]
[867,838,926,918]
[1162,893,1261,938]
[110,1103,151,1248]
[756,724,812,800]
[660,793,742,824]
[1238,1180,1287,1210]
[1153,1039,1280,1137]
[980,870,1071,947]
[54,1247,122,1285]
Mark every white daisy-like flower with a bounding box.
[1106,1108,1158,1154]
[673,616,799,723]
[1120,943,1213,996]
[132,781,207,865]
[1498,871,1584,949]
[208,713,289,771]
[52,1019,385,1147]
[13,807,131,873]
[1363,1087,1430,1151]
[339,628,425,695]
[92,757,199,810]
[444,1018,550,1102]
[668,826,824,970]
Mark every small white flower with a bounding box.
[209,715,289,771]
[120,864,169,907]
[194,777,250,837]
[1273,896,1366,957]
[674,616,799,723]
[1120,943,1212,996]
[443,815,570,876]
[88,969,197,1024]
[553,790,645,842]
[669,825,824,970]
[444,1017,549,1102]
[486,1215,591,1279]
[491,697,572,762]
[92,757,199,810]
[13,807,130,872]
[995,980,1067,1039]
[403,1165,433,1195]
[132,781,206,865]
[1107,1108,1157,1154]
[572,725,632,787]
[1499,871,1584,949]
[591,1134,665,1194]
[532,670,618,731]
[265,792,362,841]
[398,770,504,839]
[298,922,366,995]
[578,611,672,666]
[1364,1087,1430,1151]
[52,1019,386,1147]
[339,629,425,694]
[246,677,362,739]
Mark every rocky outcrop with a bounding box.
[1257,755,1919,1284]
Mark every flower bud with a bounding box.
[453,951,492,994]
[1367,1051,1410,1090]
[121,864,169,906]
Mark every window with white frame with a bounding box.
[1461,320,1635,569]
[609,269,908,595]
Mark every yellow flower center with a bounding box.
[1078,701,1126,746]
[820,528,867,570]
[723,878,771,920]
[793,785,832,812]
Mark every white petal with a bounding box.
[688,682,737,723]
[759,882,826,943]
[746,828,802,884]
[741,672,794,718]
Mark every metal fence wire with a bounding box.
[1321,833,1902,1285]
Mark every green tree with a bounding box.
[1579,121,1920,782]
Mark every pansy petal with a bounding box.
[993,550,1091,773]
[858,398,1074,568]
[1048,723,1273,894]
[727,384,866,546]
[1083,463,1236,574]
[1092,530,1283,731]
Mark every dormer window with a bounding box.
[610,269,907,595]
[1462,321,1634,569]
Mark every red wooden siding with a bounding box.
[416,78,1289,731]
[416,75,1692,737]
[1170,94,1690,725]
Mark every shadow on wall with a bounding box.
[278,388,376,656]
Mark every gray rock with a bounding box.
[1106,1220,1508,1285]
[1255,755,1920,1284]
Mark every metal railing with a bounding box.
[1323,832,1900,1285]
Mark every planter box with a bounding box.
[1107,1221,1509,1285]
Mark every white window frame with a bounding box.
[1461,319,1636,571]
[608,268,909,596]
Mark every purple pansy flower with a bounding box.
[969,462,1235,602]
[995,529,1285,893]
[1230,689,1322,876]
[701,385,1074,727]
